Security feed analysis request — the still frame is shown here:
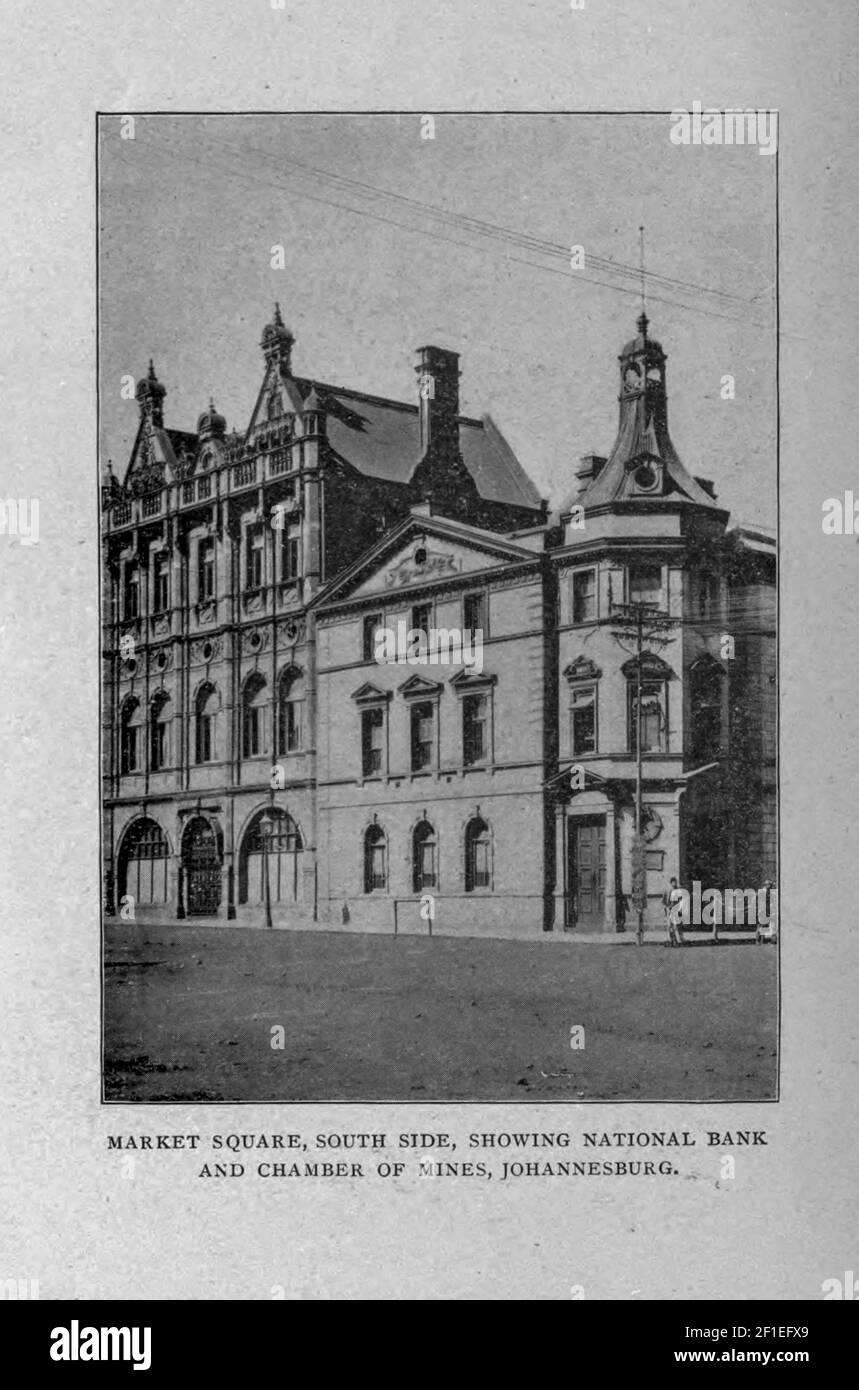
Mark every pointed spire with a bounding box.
[637,226,649,340]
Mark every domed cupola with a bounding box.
[261,302,295,372]
[197,397,226,442]
[136,359,166,427]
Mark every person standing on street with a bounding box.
[663,876,685,947]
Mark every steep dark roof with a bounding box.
[293,380,542,511]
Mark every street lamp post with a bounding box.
[260,810,274,931]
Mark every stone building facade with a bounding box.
[102,307,776,935]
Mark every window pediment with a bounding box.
[689,653,726,677]
[563,656,602,683]
[621,652,675,681]
[448,668,497,691]
[398,674,443,699]
[351,681,392,705]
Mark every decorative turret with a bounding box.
[197,396,226,441]
[570,314,722,512]
[261,302,295,372]
[135,359,166,428]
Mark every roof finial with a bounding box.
[148,358,157,380]
[637,226,649,339]
[273,301,284,327]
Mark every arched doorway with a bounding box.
[182,816,222,916]
[239,808,303,906]
[118,817,169,906]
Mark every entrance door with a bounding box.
[183,817,222,916]
[567,817,606,929]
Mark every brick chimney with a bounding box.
[415,346,460,456]
[575,454,607,494]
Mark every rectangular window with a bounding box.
[121,725,138,774]
[244,706,262,758]
[629,680,666,753]
[463,591,487,640]
[284,699,301,753]
[410,701,434,771]
[151,720,167,771]
[246,526,264,590]
[198,539,215,601]
[124,562,139,620]
[698,572,719,618]
[570,685,597,755]
[361,707,384,776]
[281,528,300,584]
[363,612,384,662]
[197,713,212,764]
[628,563,662,608]
[152,552,169,613]
[410,602,431,637]
[463,693,488,766]
[572,568,597,623]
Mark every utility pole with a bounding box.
[609,597,677,945]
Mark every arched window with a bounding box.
[119,817,169,905]
[465,817,492,892]
[195,684,219,764]
[364,825,387,893]
[412,820,437,892]
[120,698,142,774]
[239,808,303,905]
[242,674,268,758]
[150,693,171,771]
[277,667,304,755]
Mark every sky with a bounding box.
[99,113,776,527]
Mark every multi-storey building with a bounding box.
[102,307,775,935]
[101,307,545,926]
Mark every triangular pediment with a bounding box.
[448,667,497,689]
[246,360,305,440]
[350,681,392,704]
[312,513,540,608]
[124,421,168,494]
[398,673,444,698]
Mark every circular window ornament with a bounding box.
[249,631,262,651]
[202,641,214,662]
[156,650,168,671]
[284,620,299,643]
[125,658,137,676]
[413,545,428,567]
[634,462,658,492]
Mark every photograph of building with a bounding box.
[100,113,777,1101]
[102,306,775,937]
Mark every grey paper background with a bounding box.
[0,0,856,1300]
